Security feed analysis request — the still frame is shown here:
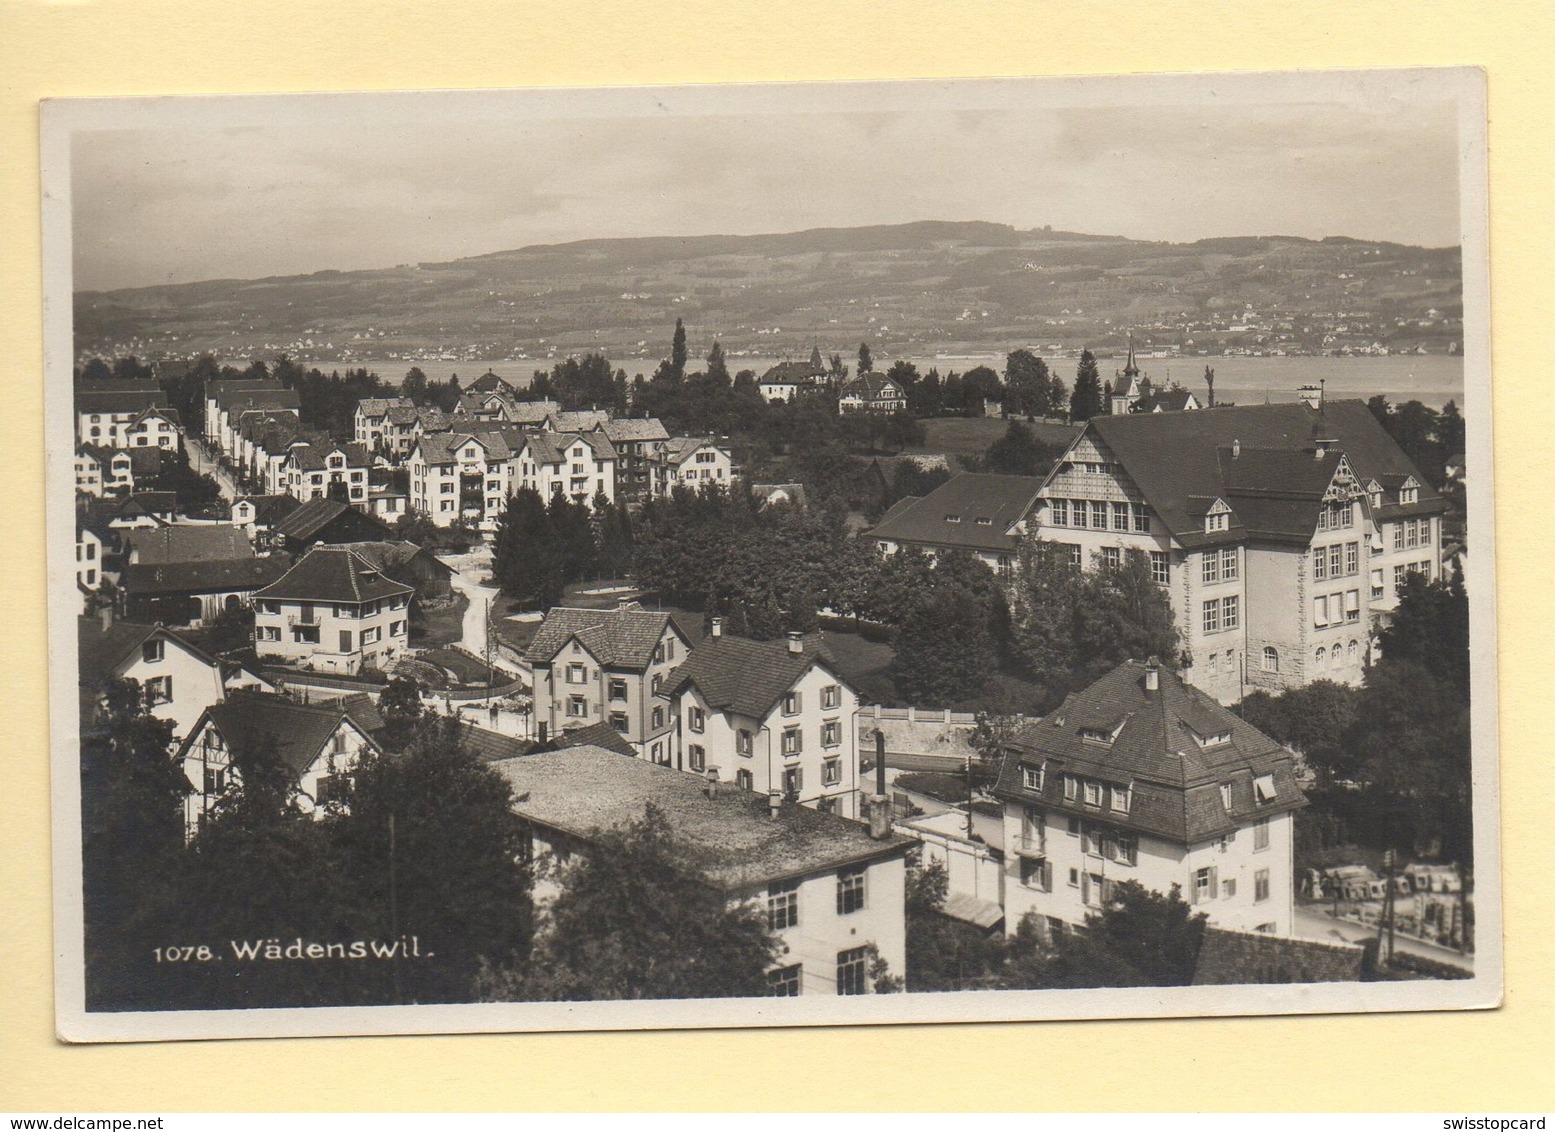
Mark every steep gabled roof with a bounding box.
[994,660,1305,844]
[127,524,254,565]
[525,604,682,670]
[552,720,638,757]
[665,633,845,721]
[760,358,826,384]
[234,495,303,525]
[181,690,383,777]
[253,546,413,604]
[552,409,612,433]
[322,540,455,578]
[840,373,903,400]
[1076,400,1446,550]
[271,498,393,543]
[76,387,168,415]
[867,472,1044,553]
[77,616,222,688]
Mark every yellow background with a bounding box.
[2,0,1551,1112]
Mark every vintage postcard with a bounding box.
[43,68,1500,1042]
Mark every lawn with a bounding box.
[920,415,1081,464]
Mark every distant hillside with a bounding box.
[74,221,1462,369]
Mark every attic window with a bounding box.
[1253,774,1278,804]
[1079,728,1114,745]
[945,514,961,523]
[1205,511,1230,533]
[1195,730,1232,749]
[976,516,993,526]
[1021,764,1045,792]
[1399,485,1419,505]
[1219,782,1233,810]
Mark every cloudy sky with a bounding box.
[64,73,1467,292]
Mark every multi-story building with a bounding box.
[525,601,691,761]
[592,417,669,501]
[175,690,383,837]
[1031,395,1449,702]
[492,745,914,996]
[282,440,372,504]
[251,546,413,675]
[208,380,301,458]
[517,430,617,504]
[75,445,135,497]
[647,437,735,498]
[993,658,1306,939]
[353,397,416,452]
[78,614,270,741]
[667,626,862,819]
[757,346,832,404]
[407,430,520,529]
[868,471,1045,578]
[121,406,183,450]
[75,382,169,447]
[838,373,908,414]
[75,521,106,595]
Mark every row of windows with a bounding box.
[1313,541,1361,581]
[1314,640,1363,669]
[1202,595,1240,634]
[1062,774,1130,814]
[766,945,873,997]
[1393,518,1434,551]
[1201,547,1239,585]
[1194,865,1272,903]
[1316,501,1355,531]
[1313,590,1360,628]
[1047,499,1151,533]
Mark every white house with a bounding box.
[838,373,907,414]
[667,627,862,819]
[524,601,691,761]
[647,437,735,498]
[492,745,914,996]
[76,382,170,447]
[282,441,372,504]
[993,659,1306,940]
[251,546,413,675]
[175,690,382,837]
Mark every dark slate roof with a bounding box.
[235,495,303,525]
[76,387,168,415]
[217,387,301,414]
[468,371,518,393]
[440,719,539,762]
[182,690,381,777]
[357,397,415,418]
[288,441,370,471]
[1133,388,1198,413]
[491,747,914,890]
[271,498,392,543]
[253,546,413,604]
[127,524,254,564]
[665,633,845,720]
[760,359,826,384]
[841,374,904,401]
[127,447,166,477]
[993,660,1306,844]
[123,555,290,597]
[867,472,1044,553]
[321,540,455,578]
[1077,400,1447,549]
[115,492,179,518]
[553,721,638,757]
[77,617,221,687]
[525,605,681,671]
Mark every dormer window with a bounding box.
[1079,727,1112,745]
[976,516,993,526]
[1110,785,1130,813]
[1253,774,1278,804]
[945,514,961,523]
[1082,781,1102,807]
[1399,485,1419,505]
[1219,782,1233,810]
[1194,730,1232,749]
[1021,764,1045,792]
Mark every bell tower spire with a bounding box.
[1123,335,1140,378]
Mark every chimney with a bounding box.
[1232,439,1240,460]
[768,790,783,820]
[710,616,723,639]
[617,596,631,613]
[786,630,803,655]
[869,730,891,839]
[1144,656,1160,695]
[1297,384,1322,411]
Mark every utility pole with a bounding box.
[1378,848,1397,968]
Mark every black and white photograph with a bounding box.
[43,69,1499,1042]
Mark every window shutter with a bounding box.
[1210,866,1219,900]
[1188,874,1198,904]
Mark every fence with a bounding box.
[859,705,980,726]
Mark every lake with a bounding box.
[318,352,1466,411]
